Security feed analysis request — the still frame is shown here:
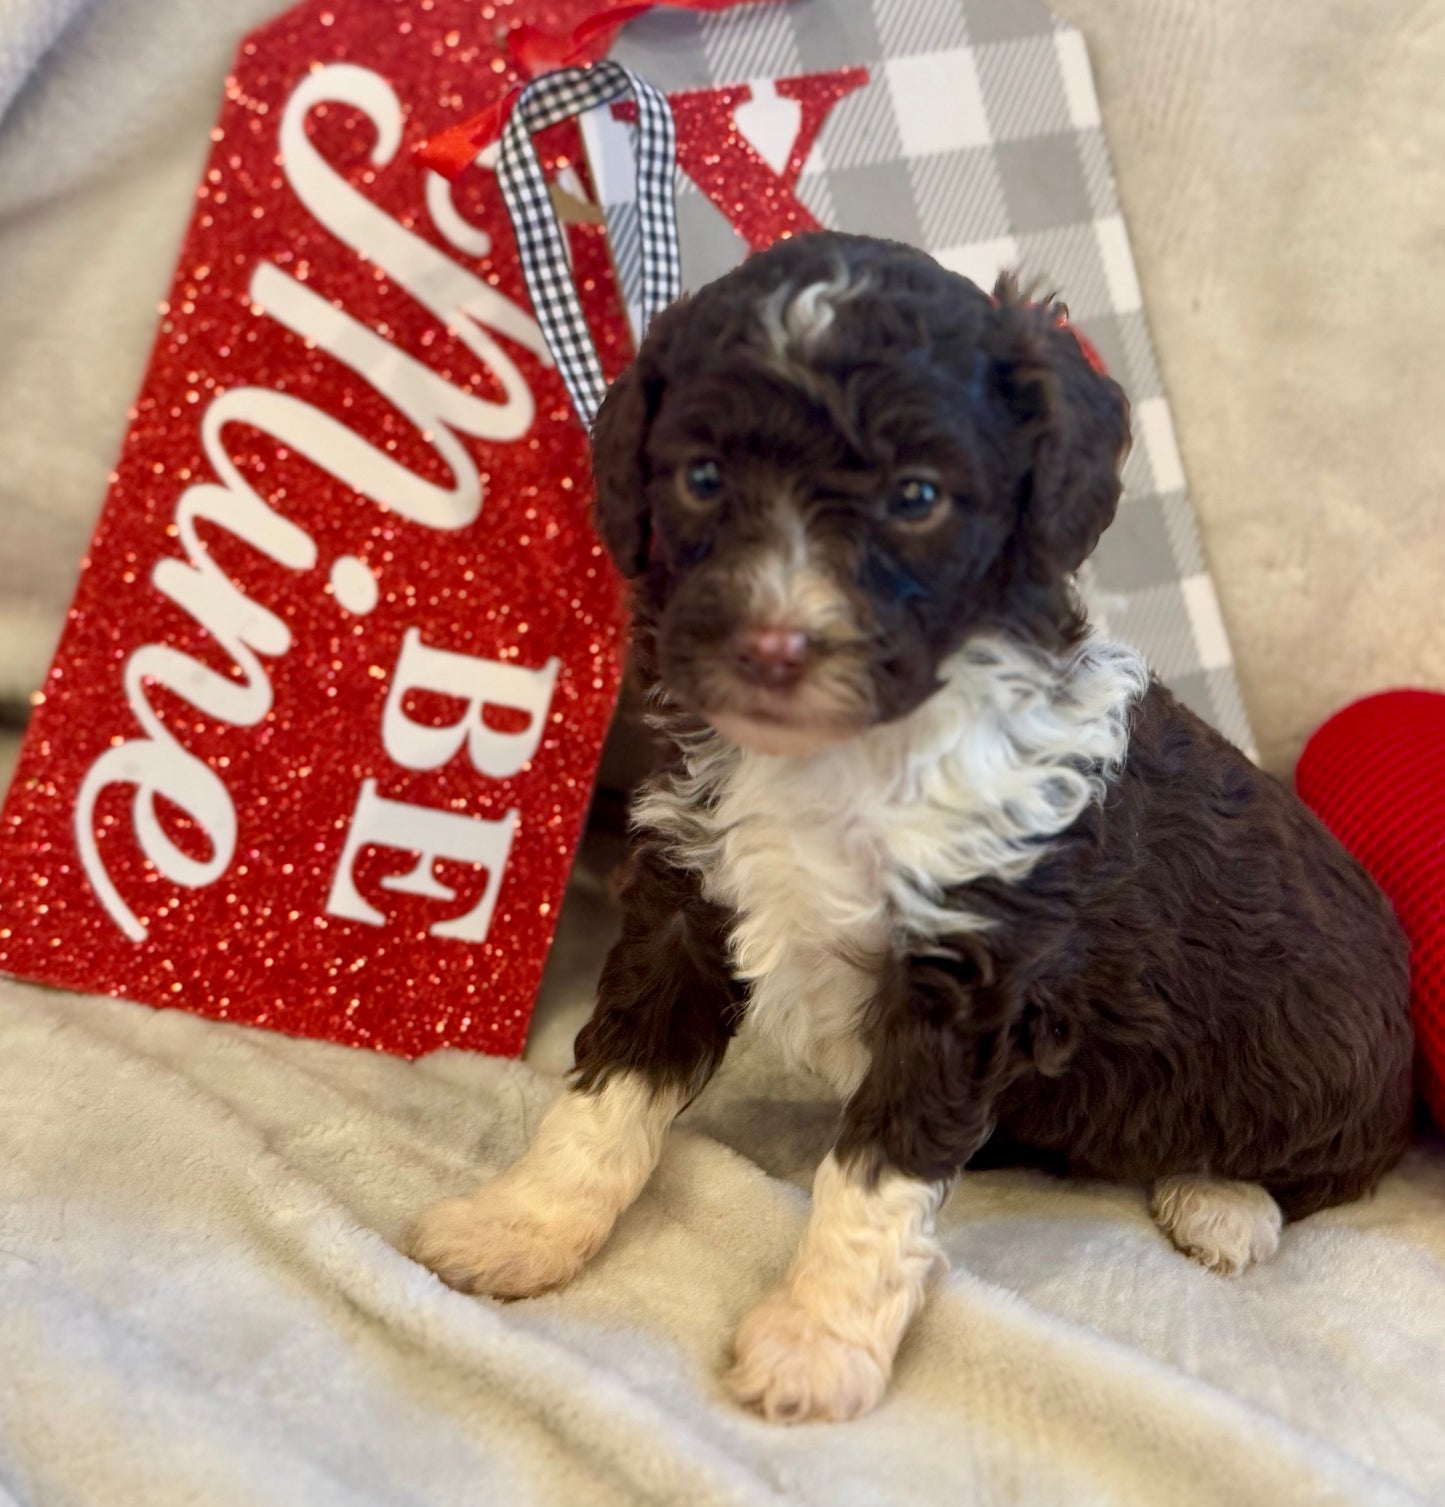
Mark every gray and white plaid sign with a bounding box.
[581,0,1253,753]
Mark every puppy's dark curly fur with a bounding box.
[578,232,1412,1216]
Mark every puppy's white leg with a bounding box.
[1151,1175,1283,1275]
[727,1154,946,1423]
[413,1072,682,1298]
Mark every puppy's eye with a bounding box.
[885,477,948,525]
[679,458,723,505]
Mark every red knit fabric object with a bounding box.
[1296,690,1445,1127]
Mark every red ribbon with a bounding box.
[415,0,790,179]
[1070,326,1107,375]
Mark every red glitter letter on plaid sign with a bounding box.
[616,68,868,250]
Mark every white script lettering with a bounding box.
[77,63,547,939]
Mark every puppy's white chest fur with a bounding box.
[635,635,1146,1098]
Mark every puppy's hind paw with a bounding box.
[1152,1176,1282,1276]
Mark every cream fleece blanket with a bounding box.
[2,802,1443,1507]
[3,2,1445,1504]
[1,758,1443,1507]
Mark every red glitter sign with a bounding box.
[0,0,649,1056]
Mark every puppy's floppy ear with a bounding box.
[985,274,1131,575]
[589,298,686,579]
[590,357,655,578]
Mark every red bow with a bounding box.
[1069,325,1107,375]
[416,0,789,179]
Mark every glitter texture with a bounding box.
[610,69,868,251]
[0,0,644,1058]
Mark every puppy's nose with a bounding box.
[732,625,809,688]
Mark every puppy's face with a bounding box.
[591,234,1129,756]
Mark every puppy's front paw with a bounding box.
[411,1182,602,1299]
[726,1290,890,1424]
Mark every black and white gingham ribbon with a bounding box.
[497,61,680,428]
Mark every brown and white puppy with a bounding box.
[413,232,1414,1423]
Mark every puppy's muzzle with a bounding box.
[732,625,810,690]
